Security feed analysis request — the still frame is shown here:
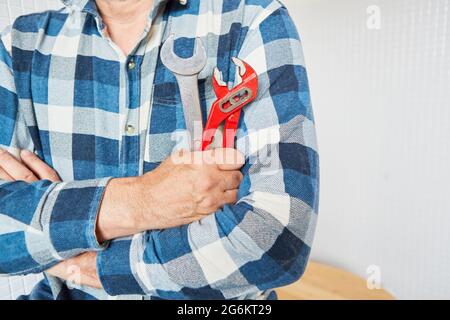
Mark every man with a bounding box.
[0,0,319,300]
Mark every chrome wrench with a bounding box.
[160,35,207,151]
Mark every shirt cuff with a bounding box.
[41,177,112,258]
[97,238,145,296]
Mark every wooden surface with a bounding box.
[277,262,395,300]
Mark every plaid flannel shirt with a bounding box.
[0,0,319,300]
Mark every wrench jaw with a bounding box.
[213,68,227,87]
[161,34,207,76]
[212,57,253,96]
[204,58,259,151]
[231,57,247,85]
[212,57,249,98]
[213,67,229,98]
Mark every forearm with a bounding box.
[95,149,244,242]
[95,176,148,242]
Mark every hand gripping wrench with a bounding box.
[161,35,207,151]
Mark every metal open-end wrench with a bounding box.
[160,35,207,151]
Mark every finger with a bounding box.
[0,166,14,181]
[47,261,68,279]
[196,206,221,215]
[198,190,239,214]
[21,150,61,182]
[220,170,243,191]
[181,215,208,227]
[0,149,38,183]
[222,189,239,205]
[196,193,223,215]
[213,148,245,171]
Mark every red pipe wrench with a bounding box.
[202,58,259,151]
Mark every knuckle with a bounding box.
[192,193,204,204]
[0,171,11,181]
[0,150,10,162]
[183,201,197,216]
[227,190,238,203]
[224,172,242,189]
[233,171,243,183]
[22,173,35,182]
[48,172,60,181]
[28,157,39,165]
[202,197,216,209]
[198,175,215,191]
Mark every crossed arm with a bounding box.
[0,4,319,298]
[0,148,244,289]
[0,149,100,287]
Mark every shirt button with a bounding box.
[125,124,135,135]
[128,60,136,70]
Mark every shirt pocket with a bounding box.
[151,77,215,106]
[144,78,216,164]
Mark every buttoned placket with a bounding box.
[91,3,169,179]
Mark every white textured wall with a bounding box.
[0,0,449,300]
[284,0,450,299]
[0,0,60,27]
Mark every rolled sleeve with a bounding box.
[96,238,144,296]
[43,177,112,257]
[0,177,112,275]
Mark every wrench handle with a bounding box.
[175,75,204,151]
[223,111,241,149]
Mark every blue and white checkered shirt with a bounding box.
[0,0,319,300]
